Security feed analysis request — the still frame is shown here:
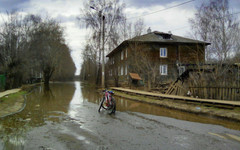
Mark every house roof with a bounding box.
[129,73,142,80]
[128,31,211,44]
[106,31,211,57]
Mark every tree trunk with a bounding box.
[44,73,50,87]
[147,73,151,91]
[43,67,54,88]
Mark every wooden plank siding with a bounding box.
[107,43,205,87]
[106,31,209,87]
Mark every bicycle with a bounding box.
[98,90,116,114]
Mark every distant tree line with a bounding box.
[0,12,76,89]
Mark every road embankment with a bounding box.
[111,87,240,122]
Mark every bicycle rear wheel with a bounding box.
[98,97,105,112]
[108,98,116,115]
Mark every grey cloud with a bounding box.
[125,0,180,8]
[0,0,29,11]
[55,14,78,23]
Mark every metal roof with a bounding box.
[129,73,142,80]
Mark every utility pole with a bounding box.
[97,11,102,85]
[90,6,106,88]
[101,15,105,88]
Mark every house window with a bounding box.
[126,48,128,58]
[125,64,128,75]
[109,69,112,76]
[118,66,120,76]
[160,48,167,57]
[160,65,168,75]
[121,65,124,75]
[121,50,124,60]
[179,66,185,75]
[112,57,114,64]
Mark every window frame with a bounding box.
[121,50,124,60]
[160,64,168,75]
[125,64,128,75]
[160,48,167,58]
[121,65,124,75]
[125,48,128,58]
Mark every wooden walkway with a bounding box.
[111,87,240,107]
[0,88,21,98]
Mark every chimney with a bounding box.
[147,27,151,33]
[168,31,172,34]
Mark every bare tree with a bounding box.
[0,11,30,89]
[128,42,159,90]
[77,0,126,84]
[189,0,239,62]
[133,19,146,37]
[28,17,65,86]
[80,43,98,82]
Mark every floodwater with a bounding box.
[0,82,240,150]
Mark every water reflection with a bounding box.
[80,84,100,104]
[68,82,83,118]
[0,82,76,150]
[114,97,240,130]
[0,82,240,150]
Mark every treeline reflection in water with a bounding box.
[0,82,76,150]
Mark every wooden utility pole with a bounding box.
[102,15,105,88]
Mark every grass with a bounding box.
[0,91,27,102]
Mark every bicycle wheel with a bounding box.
[98,97,105,112]
[108,98,116,115]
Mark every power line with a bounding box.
[168,11,240,32]
[127,0,195,20]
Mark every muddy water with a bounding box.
[0,82,240,149]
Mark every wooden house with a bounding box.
[106,31,210,87]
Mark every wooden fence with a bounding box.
[189,87,240,101]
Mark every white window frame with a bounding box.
[125,48,128,58]
[125,64,128,75]
[160,48,167,58]
[121,65,124,75]
[160,65,168,75]
[121,50,124,60]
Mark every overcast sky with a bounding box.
[0,0,239,75]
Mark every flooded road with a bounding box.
[0,82,240,150]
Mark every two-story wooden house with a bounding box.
[106,31,210,87]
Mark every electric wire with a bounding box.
[127,0,195,20]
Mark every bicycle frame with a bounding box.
[104,91,112,107]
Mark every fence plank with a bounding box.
[189,87,240,101]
